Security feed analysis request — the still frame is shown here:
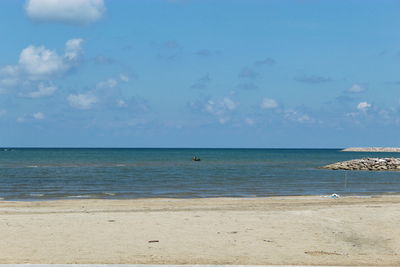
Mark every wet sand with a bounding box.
[0,195,399,266]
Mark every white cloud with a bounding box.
[348,84,364,93]
[64,39,84,61]
[205,97,238,116]
[357,101,371,111]
[22,82,57,98]
[33,112,44,120]
[97,78,118,89]
[17,112,45,122]
[68,93,97,109]
[0,65,19,76]
[198,96,238,124]
[25,0,105,25]
[222,97,237,110]
[284,109,315,124]
[260,98,278,109]
[119,74,130,82]
[0,78,19,88]
[19,45,67,79]
[0,39,83,95]
[96,74,130,91]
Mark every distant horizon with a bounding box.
[0,146,384,149]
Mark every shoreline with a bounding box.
[3,191,400,202]
[1,195,400,265]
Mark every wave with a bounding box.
[66,195,91,198]
[29,193,44,197]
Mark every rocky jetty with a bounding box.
[342,147,400,152]
[322,157,400,171]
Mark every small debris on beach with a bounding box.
[148,240,159,243]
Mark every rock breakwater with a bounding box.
[342,147,400,152]
[322,158,400,171]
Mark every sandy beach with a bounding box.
[0,196,399,266]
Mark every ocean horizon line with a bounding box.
[1,146,344,150]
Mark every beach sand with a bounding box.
[0,196,399,266]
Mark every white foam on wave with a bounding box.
[29,193,44,197]
[67,195,91,198]
[27,165,38,168]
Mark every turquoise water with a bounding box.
[1,148,400,200]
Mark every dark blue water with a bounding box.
[1,148,400,200]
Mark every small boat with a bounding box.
[192,156,201,161]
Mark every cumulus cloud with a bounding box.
[260,98,278,109]
[357,101,371,112]
[205,98,237,115]
[82,74,139,111]
[33,112,44,120]
[347,84,365,93]
[21,82,57,98]
[205,97,237,124]
[19,45,67,78]
[189,96,239,124]
[294,75,331,84]
[64,39,84,61]
[67,93,97,109]
[0,38,83,83]
[25,0,106,25]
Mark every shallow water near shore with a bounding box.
[1,148,400,200]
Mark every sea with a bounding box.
[1,148,400,201]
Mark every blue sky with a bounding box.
[1,0,400,148]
